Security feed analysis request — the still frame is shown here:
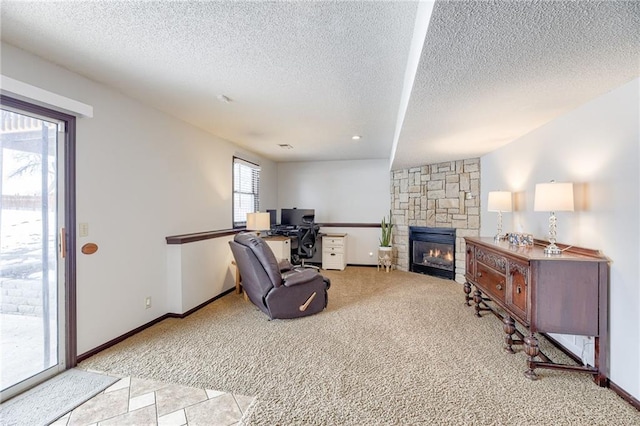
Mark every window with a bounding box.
[233,157,260,228]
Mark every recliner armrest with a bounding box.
[282,269,321,287]
[278,259,293,272]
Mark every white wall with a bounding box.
[277,159,390,222]
[1,43,277,354]
[480,78,640,399]
[167,236,237,314]
[278,159,390,265]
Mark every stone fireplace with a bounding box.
[391,159,481,283]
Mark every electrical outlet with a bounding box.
[79,222,89,237]
[145,297,152,309]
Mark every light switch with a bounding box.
[79,222,89,237]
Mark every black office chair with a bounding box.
[294,215,320,270]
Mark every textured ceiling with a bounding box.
[393,0,640,169]
[1,1,639,169]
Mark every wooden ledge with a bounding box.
[166,222,380,245]
[166,229,242,245]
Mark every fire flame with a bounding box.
[428,248,454,262]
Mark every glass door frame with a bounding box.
[0,95,77,399]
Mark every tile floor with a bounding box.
[49,374,255,426]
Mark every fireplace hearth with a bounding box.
[409,227,455,279]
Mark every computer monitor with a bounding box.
[281,208,314,227]
[266,209,277,227]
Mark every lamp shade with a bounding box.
[534,182,574,212]
[487,191,512,212]
[246,212,271,231]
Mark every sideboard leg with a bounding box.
[592,336,608,387]
[473,289,483,317]
[524,333,540,380]
[593,373,608,387]
[503,316,516,354]
[464,281,472,306]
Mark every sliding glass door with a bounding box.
[0,104,68,400]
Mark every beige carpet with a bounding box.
[80,267,639,425]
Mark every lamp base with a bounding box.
[543,243,562,255]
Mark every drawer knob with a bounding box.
[496,284,503,291]
[477,272,482,278]
[331,253,335,256]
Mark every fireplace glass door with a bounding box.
[412,241,454,272]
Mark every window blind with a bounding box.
[233,157,260,228]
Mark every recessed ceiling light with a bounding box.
[352,135,361,141]
[278,144,293,149]
[217,94,232,103]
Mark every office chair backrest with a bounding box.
[301,214,314,225]
[298,222,318,259]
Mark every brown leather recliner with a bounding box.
[229,232,330,319]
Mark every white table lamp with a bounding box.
[487,191,512,241]
[534,181,574,255]
[246,212,271,236]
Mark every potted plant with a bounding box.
[378,211,393,272]
[380,210,393,247]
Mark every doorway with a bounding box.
[0,96,76,401]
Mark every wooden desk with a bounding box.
[463,237,609,385]
[262,235,291,262]
[231,260,248,301]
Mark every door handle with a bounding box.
[59,227,66,258]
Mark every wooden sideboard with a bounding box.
[463,237,609,385]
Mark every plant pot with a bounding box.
[377,246,393,272]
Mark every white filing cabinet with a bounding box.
[263,236,291,262]
[322,234,347,270]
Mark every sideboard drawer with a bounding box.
[476,263,506,302]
